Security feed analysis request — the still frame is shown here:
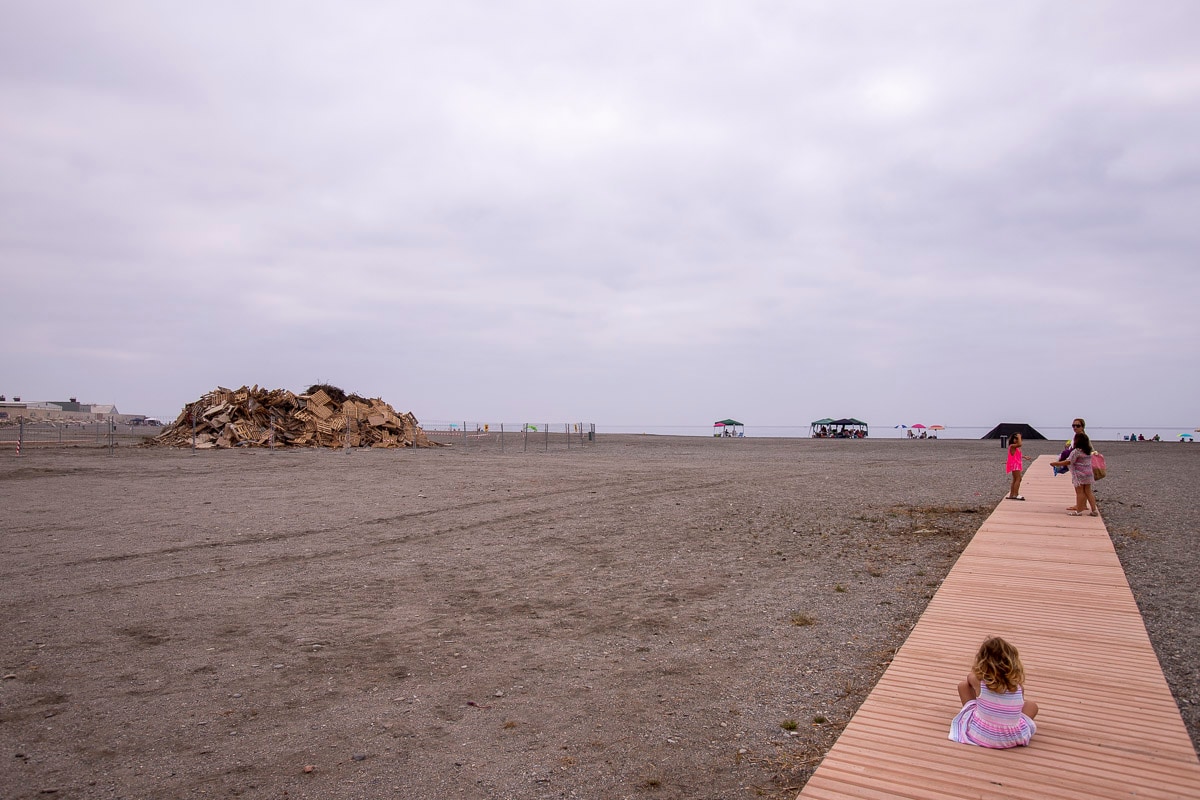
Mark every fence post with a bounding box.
[523,424,528,453]
[565,422,570,450]
[500,423,505,453]
[544,424,549,452]
[16,417,22,457]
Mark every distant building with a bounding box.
[0,399,129,422]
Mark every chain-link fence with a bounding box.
[421,422,597,452]
[0,418,596,454]
[0,419,163,453]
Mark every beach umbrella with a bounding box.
[893,424,907,428]
[1180,433,1193,439]
[929,425,945,431]
[911,423,926,429]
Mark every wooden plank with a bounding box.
[798,455,1200,800]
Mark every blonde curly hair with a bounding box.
[972,636,1026,694]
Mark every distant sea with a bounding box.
[596,424,1195,443]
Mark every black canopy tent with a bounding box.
[981,423,1046,440]
[833,418,868,437]
[811,417,869,438]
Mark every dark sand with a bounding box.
[0,436,1195,799]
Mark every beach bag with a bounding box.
[1092,452,1107,480]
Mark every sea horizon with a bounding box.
[592,424,1196,442]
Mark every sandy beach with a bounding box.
[1,436,1195,799]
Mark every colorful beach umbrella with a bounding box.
[1180,433,1193,439]
[911,423,926,429]
[929,424,945,431]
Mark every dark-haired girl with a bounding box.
[1052,431,1098,516]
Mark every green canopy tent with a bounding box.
[714,419,744,437]
[810,418,835,437]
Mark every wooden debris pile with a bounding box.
[151,385,438,449]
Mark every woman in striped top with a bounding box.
[949,636,1038,748]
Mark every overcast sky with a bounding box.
[3,2,1198,431]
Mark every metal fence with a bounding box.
[421,422,597,452]
[0,418,596,454]
[0,419,162,453]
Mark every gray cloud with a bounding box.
[3,2,1198,430]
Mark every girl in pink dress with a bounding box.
[950,636,1038,748]
[1005,432,1028,500]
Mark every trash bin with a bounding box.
[1000,435,1008,448]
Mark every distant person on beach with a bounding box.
[1052,430,1099,516]
[949,636,1038,748]
[1005,432,1028,500]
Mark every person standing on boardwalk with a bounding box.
[1053,418,1086,475]
[1052,430,1099,516]
[1005,432,1028,500]
[950,636,1038,748]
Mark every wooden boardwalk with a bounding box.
[798,454,1200,800]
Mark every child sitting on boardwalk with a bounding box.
[949,636,1038,748]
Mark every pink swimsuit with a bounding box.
[1006,447,1023,473]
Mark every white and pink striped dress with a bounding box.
[949,683,1036,748]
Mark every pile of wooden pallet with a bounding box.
[151,385,437,449]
